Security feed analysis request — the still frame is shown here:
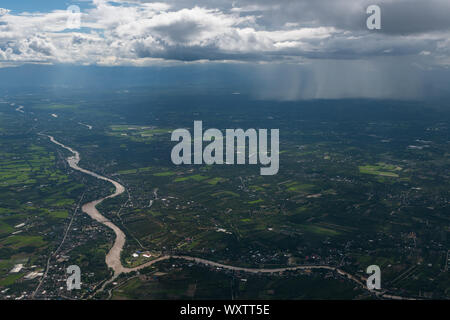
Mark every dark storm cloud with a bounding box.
[140,0,450,34]
[1,0,450,64]
[1,0,450,100]
[380,0,450,34]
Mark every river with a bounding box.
[44,134,414,299]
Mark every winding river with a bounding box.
[46,135,175,276]
[45,134,414,299]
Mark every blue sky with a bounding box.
[1,1,93,14]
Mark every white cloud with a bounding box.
[0,0,449,67]
[0,8,10,16]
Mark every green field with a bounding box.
[1,236,46,249]
[359,163,402,177]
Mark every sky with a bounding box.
[1,0,450,99]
